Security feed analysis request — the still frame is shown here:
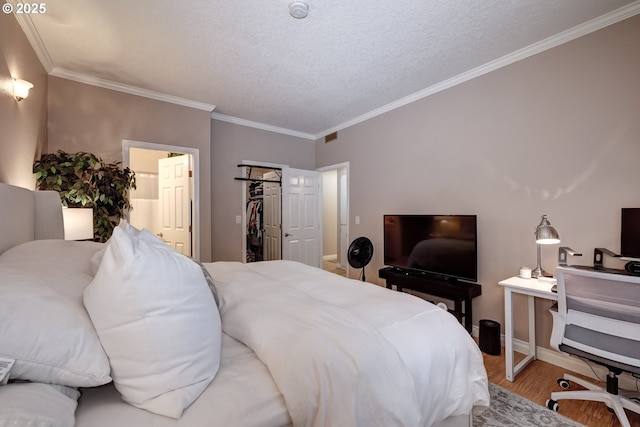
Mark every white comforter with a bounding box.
[207,260,489,427]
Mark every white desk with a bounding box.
[498,276,557,382]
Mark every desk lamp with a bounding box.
[532,214,560,278]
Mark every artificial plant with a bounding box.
[33,150,136,242]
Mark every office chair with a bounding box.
[546,267,640,427]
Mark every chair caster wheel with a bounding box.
[546,399,559,411]
[557,378,570,389]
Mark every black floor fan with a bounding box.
[347,237,374,281]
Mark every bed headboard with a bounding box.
[0,183,64,255]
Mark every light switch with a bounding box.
[355,215,360,225]
[235,215,241,224]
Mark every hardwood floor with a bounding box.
[323,259,346,277]
[481,345,640,427]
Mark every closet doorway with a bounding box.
[123,140,200,259]
[239,162,323,268]
[242,164,282,263]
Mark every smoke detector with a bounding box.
[289,1,309,19]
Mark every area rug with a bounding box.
[472,383,586,427]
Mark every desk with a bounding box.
[498,276,557,382]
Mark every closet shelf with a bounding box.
[235,164,282,184]
[234,177,281,183]
[237,163,282,171]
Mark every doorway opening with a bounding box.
[123,140,200,259]
[240,164,283,263]
[318,162,349,277]
[238,162,323,268]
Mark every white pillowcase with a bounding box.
[0,240,112,387]
[0,239,104,280]
[83,224,222,418]
[0,382,80,427]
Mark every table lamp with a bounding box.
[62,208,94,240]
[532,214,560,278]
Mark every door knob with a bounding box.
[285,233,292,237]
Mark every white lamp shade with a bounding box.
[13,78,34,101]
[535,215,560,244]
[63,208,94,240]
[536,237,560,245]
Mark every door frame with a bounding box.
[316,162,350,276]
[123,140,200,260]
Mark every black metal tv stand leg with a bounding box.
[458,299,473,333]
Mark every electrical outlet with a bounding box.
[355,216,360,225]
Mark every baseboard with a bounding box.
[322,254,337,261]
[471,325,638,390]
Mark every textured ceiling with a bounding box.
[15,0,640,139]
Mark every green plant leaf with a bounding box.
[33,150,135,241]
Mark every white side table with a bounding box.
[498,276,557,382]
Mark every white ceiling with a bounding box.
[14,0,640,139]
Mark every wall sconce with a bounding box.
[62,208,94,240]
[13,78,34,101]
[532,214,560,278]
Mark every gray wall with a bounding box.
[47,77,214,261]
[210,119,315,261]
[315,15,640,345]
[0,12,48,188]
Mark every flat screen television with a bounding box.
[384,214,477,282]
[621,208,640,259]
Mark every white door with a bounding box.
[282,167,322,268]
[338,169,348,270]
[263,171,281,261]
[158,155,191,256]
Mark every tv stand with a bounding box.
[379,267,481,333]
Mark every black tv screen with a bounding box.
[621,208,640,259]
[384,214,477,282]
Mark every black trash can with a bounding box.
[479,319,501,355]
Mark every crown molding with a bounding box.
[8,1,54,72]
[318,1,640,137]
[13,0,639,138]
[50,68,216,112]
[211,112,317,141]
[10,6,217,113]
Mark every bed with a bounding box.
[0,183,489,427]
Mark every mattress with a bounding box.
[75,333,292,427]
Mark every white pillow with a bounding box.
[83,225,222,418]
[0,240,112,387]
[0,239,104,283]
[0,382,79,427]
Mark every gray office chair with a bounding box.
[546,267,640,427]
